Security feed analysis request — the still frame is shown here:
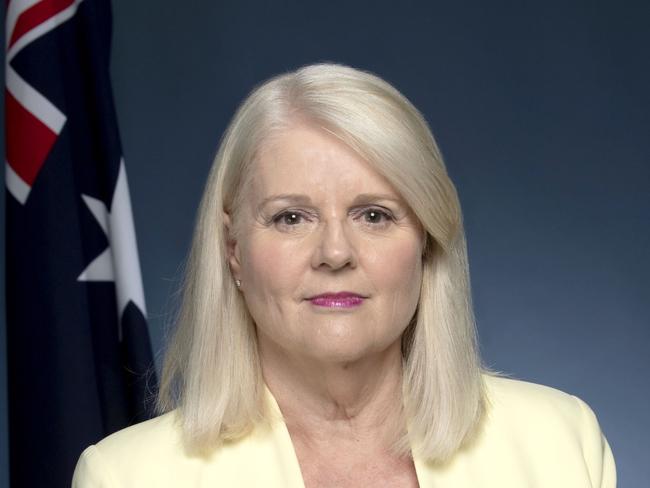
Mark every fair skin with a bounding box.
[226,122,425,487]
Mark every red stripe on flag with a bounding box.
[8,0,75,49]
[5,89,59,186]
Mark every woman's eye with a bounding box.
[271,208,393,229]
[272,211,308,226]
[360,208,393,226]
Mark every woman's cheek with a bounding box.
[377,238,422,285]
[245,238,300,295]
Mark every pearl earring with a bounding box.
[235,279,241,288]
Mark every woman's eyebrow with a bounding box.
[351,193,402,205]
[257,192,401,210]
[257,193,312,208]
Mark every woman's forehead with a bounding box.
[249,124,402,202]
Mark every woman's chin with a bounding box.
[298,337,398,367]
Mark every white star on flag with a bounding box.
[78,157,147,339]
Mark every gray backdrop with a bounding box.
[1,1,648,486]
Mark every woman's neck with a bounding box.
[259,338,406,449]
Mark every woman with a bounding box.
[73,63,616,487]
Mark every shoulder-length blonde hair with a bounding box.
[157,62,486,462]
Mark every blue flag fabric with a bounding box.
[4,0,157,485]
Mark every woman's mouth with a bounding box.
[307,292,366,308]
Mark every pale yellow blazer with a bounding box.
[72,375,616,487]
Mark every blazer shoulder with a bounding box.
[95,410,183,455]
[73,408,308,487]
[480,373,616,487]
[483,373,580,414]
[72,411,187,487]
[482,373,602,439]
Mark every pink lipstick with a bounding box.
[308,292,365,308]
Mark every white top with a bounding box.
[72,374,616,487]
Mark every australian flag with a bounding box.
[4,0,157,486]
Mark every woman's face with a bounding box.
[227,123,425,364]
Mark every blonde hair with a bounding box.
[157,63,486,461]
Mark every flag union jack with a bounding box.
[5,0,83,203]
[4,0,157,486]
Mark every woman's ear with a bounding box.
[223,211,242,278]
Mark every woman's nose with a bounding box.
[311,219,358,270]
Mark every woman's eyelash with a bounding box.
[271,208,394,226]
[360,208,394,224]
[271,210,312,226]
